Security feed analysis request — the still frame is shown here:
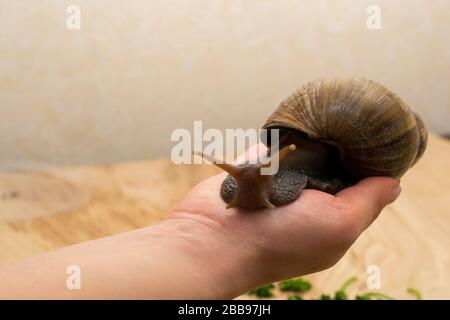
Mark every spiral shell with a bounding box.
[263,77,427,180]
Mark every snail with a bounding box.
[195,77,427,210]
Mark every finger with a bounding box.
[336,177,401,230]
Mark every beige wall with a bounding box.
[0,0,449,170]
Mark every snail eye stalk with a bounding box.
[192,151,241,178]
[193,144,296,176]
[262,144,296,168]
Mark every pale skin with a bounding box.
[0,145,401,299]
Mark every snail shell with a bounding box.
[196,76,428,210]
[263,76,427,181]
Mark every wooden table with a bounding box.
[0,134,449,299]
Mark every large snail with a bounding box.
[196,77,427,210]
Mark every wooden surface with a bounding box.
[0,134,449,299]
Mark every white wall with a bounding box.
[0,0,449,170]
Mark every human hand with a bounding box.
[169,144,401,298]
[0,144,401,300]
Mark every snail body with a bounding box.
[198,77,427,210]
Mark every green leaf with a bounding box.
[334,290,348,300]
[356,292,395,300]
[278,277,312,292]
[248,283,275,298]
[288,295,304,300]
[339,276,358,292]
[407,288,422,300]
[332,276,357,300]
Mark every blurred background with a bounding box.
[0,0,449,171]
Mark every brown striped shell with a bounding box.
[263,77,427,180]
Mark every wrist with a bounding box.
[162,212,266,299]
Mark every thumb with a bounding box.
[336,177,401,231]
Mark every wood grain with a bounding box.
[0,134,449,299]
